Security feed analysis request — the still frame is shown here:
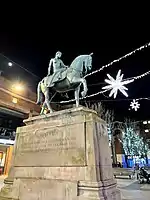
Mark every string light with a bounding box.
[59,68,150,104]
[125,70,150,81]
[0,53,40,80]
[2,43,150,104]
[85,42,150,78]
[60,89,108,104]
[59,43,150,103]
[88,68,150,87]
[110,120,143,125]
[52,96,150,104]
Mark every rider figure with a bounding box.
[48,51,68,79]
[48,51,69,98]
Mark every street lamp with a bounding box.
[12,82,24,92]
[8,62,13,67]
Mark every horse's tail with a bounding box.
[36,81,43,105]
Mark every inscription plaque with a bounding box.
[14,123,86,167]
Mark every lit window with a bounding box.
[148,121,150,124]
[143,121,147,124]
[145,129,149,133]
[12,97,18,104]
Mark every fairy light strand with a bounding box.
[84,42,150,78]
[125,70,150,81]
[60,89,109,104]
[59,69,150,104]
[52,42,150,104]
[52,96,150,104]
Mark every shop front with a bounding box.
[0,143,14,176]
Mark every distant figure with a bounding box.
[139,158,146,168]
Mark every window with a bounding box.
[145,129,149,133]
[12,97,18,104]
[143,121,147,124]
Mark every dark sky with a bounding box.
[0,29,150,121]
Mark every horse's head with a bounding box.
[85,53,93,72]
[70,53,93,75]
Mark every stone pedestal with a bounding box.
[0,107,121,200]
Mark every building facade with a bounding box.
[0,55,41,175]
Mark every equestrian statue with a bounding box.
[36,51,93,114]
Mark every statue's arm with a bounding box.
[48,59,53,75]
[60,60,68,68]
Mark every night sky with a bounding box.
[0,30,150,121]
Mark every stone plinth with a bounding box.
[0,106,121,200]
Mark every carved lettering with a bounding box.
[17,129,77,153]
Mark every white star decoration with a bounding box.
[102,70,134,98]
[130,99,140,111]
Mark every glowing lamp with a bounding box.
[12,83,24,92]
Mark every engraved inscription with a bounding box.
[18,129,77,153]
[14,123,86,166]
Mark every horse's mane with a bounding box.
[70,55,90,68]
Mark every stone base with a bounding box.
[0,107,121,200]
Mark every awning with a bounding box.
[0,106,25,119]
[0,139,15,145]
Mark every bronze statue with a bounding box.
[48,51,68,79]
[47,51,68,99]
[36,52,93,114]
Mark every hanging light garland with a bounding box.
[59,42,150,103]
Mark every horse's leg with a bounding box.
[74,86,80,107]
[36,81,42,105]
[80,78,88,97]
[72,77,88,98]
[44,89,53,113]
[40,104,46,115]
[40,101,47,115]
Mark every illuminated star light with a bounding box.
[102,70,134,98]
[130,99,140,111]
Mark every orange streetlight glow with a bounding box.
[12,83,24,92]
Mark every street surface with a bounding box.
[117,178,150,200]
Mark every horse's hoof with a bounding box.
[46,110,53,114]
[65,94,69,99]
[36,101,41,105]
[81,91,86,98]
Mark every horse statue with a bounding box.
[36,53,93,114]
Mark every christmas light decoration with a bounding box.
[102,70,134,98]
[85,42,150,78]
[122,127,149,156]
[130,99,140,111]
[58,42,150,103]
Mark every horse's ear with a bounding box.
[89,53,93,56]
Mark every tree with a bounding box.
[85,102,114,137]
[85,102,117,162]
[85,102,114,125]
[122,123,149,156]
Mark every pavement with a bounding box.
[0,176,150,199]
[117,178,150,200]
[0,179,4,190]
